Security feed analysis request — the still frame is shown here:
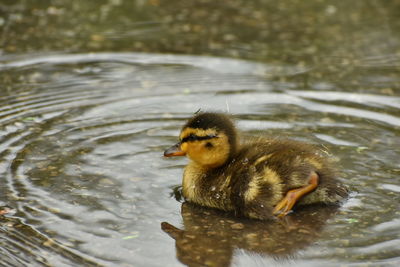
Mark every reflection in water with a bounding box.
[162,202,339,267]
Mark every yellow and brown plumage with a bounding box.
[164,112,348,220]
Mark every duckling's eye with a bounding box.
[205,142,213,149]
[186,134,197,142]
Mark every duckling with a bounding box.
[164,112,348,220]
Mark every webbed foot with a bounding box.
[273,172,319,217]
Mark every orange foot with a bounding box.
[273,171,319,217]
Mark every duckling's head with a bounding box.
[164,112,238,168]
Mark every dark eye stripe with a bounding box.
[181,134,217,143]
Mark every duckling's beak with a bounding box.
[164,142,186,157]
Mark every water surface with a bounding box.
[1,1,400,266]
[1,52,399,266]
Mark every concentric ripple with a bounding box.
[0,52,399,266]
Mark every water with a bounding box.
[1,1,400,267]
[1,51,399,267]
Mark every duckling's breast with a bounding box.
[182,162,234,211]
